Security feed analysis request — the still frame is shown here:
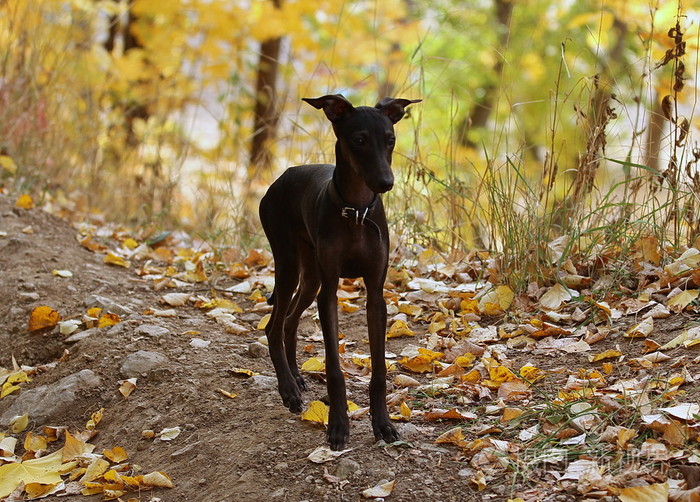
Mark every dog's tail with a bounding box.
[266,291,275,305]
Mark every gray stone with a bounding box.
[248,374,278,390]
[84,294,133,316]
[248,342,269,358]
[120,350,168,378]
[18,292,40,302]
[65,327,99,343]
[135,324,169,338]
[335,457,361,480]
[0,369,101,426]
[396,422,422,440]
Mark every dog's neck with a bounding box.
[333,144,377,208]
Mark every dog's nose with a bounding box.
[378,179,394,193]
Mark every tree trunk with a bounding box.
[249,0,283,179]
[458,0,513,148]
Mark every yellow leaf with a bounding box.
[301,357,325,372]
[23,432,48,452]
[486,362,518,384]
[62,430,95,461]
[86,307,102,318]
[80,458,110,482]
[398,303,422,317]
[0,154,17,174]
[624,317,654,338]
[390,402,412,421]
[216,388,238,399]
[86,408,104,430]
[51,269,73,278]
[98,313,121,328]
[589,349,623,362]
[9,414,29,433]
[519,364,544,382]
[141,471,174,488]
[257,314,270,330]
[1,381,20,399]
[15,194,34,209]
[501,407,524,422]
[398,348,443,373]
[339,300,360,313]
[539,283,574,310]
[618,482,669,502]
[0,450,63,498]
[478,285,514,314]
[361,479,396,499]
[667,290,699,313]
[103,446,128,463]
[118,378,137,398]
[28,306,61,332]
[387,319,415,338]
[123,237,139,250]
[454,354,476,367]
[24,482,60,498]
[301,400,329,425]
[471,469,487,491]
[230,367,259,377]
[435,426,465,445]
[104,252,131,268]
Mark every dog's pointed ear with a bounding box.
[375,98,422,124]
[302,94,355,123]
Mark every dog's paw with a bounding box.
[372,419,400,444]
[278,380,303,413]
[327,415,350,451]
[293,374,307,392]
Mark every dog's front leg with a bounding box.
[366,275,399,444]
[317,279,350,450]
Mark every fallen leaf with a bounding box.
[159,427,182,441]
[257,314,270,330]
[387,319,415,338]
[667,290,699,313]
[118,378,137,398]
[80,458,110,482]
[435,426,465,445]
[63,430,95,461]
[103,446,128,463]
[216,388,238,399]
[589,349,623,362]
[9,414,29,434]
[0,154,17,174]
[301,357,326,372]
[28,306,61,332]
[424,408,477,421]
[0,450,63,498]
[15,194,34,209]
[162,292,190,306]
[307,445,352,463]
[539,283,575,310]
[624,317,654,338]
[141,471,174,488]
[362,479,396,499]
[103,252,130,268]
[659,403,700,421]
[618,482,669,502]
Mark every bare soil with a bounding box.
[1,193,698,502]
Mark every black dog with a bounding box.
[259,94,420,450]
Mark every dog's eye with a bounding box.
[387,136,395,148]
[353,136,366,147]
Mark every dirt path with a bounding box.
[1,193,698,502]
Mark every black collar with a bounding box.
[327,174,378,225]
